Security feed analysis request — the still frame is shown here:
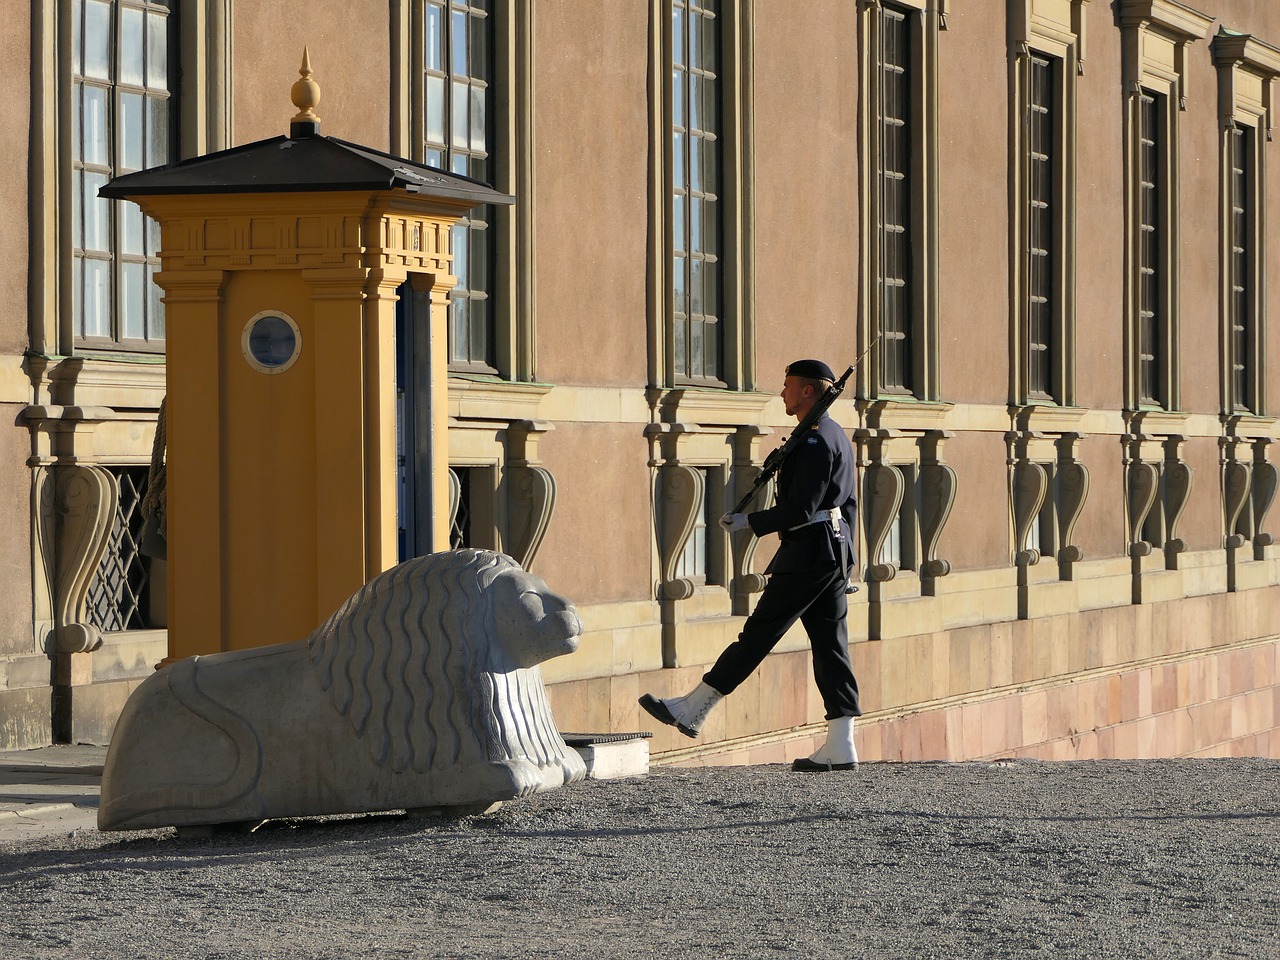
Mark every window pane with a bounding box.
[470,85,485,152]
[426,3,444,71]
[146,11,168,88]
[148,96,170,165]
[146,213,161,257]
[451,80,468,147]
[120,200,145,255]
[84,0,112,80]
[83,259,111,338]
[120,7,144,86]
[451,10,468,74]
[673,194,685,253]
[148,264,165,339]
[451,223,468,284]
[426,75,446,145]
[82,85,109,165]
[121,262,146,339]
[470,13,488,78]
[120,92,144,170]
[83,171,111,251]
[673,6,685,68]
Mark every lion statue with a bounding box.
[98,550,587,831]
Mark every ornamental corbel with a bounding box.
[862,462,904,582]
[33,464,116,654]
[1054,432,1090,575]
[1161,435,1193,566]
[1011,460,1048,565]
[656,464,704,601]
[1126,460,1159,557]
[729,425,772,613]
[1223,460,1252,549]
[857,429,903,583]
[917,431,955,585]
[505,420,557,573]
[1250,438,1277,558]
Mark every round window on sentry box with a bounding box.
[242,312,302,374]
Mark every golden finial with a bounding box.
[289,47,321,135]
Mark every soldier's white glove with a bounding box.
[719,513,750,533]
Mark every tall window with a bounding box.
[423,0,496,372]
[71,0,173,350]
[1229,123,1256,412]
[878,6,913,394]
[672,0,723,384]
[859,0,941,404]
[1026,54,1057,400]
[1137,91,1166,408]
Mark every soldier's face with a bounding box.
[780,376,814,418]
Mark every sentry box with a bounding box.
[101,52,511,663]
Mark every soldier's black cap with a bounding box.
[786,359,836,382]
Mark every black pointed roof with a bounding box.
[100,133,512,207]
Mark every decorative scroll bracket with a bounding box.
[33,464,117,654]
[656,464,704,602]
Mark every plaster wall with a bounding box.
[0,1,30,356]
[534,0,650,388]
[752,0,859,375]
[534,419,654,605]
[1074,433,1127,561]
[1073,19,1125,413]
[936,0,1010,406]
[231,0,390,149]
[935,429,1014,571]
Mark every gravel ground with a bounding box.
[1,759,1277,960]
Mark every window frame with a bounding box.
[858,0,942,403]
[1212,31,1280,418]
[1007,2,1085,409]
[1118,1,1213,414]
[31,0,231,360]
[398,0,537,384]
[650,0,755,392]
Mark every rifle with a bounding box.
[730,364,855,515]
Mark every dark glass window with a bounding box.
[1138,91,1165,408]
[1027,55,1056,400]
[72,0,173,350]
[1229,123,1255,412]
[424,0,495,372]
[879,6,913,394]
[672,0,723,384]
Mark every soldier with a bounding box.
[640,359,861,771]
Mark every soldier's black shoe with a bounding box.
[791,757,858,772]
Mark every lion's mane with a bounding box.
[306,549,574,778]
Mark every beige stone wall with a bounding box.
[0,0,29,357]
[231,1,390,148]
[753,1,859,372]
[534,0,650,388]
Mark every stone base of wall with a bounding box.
[546,595,1280,768]
[638,636,1280,767]
[0,685,53,751]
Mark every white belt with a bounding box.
[789,509,840,532]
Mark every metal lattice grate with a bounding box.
[86,467,152,633]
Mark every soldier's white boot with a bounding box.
[638,682,724,739]
[792,716,858,771]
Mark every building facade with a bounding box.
[2,0,1279,763]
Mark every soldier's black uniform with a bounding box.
[703,411,862,720]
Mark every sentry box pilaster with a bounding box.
[102,54,511,662]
